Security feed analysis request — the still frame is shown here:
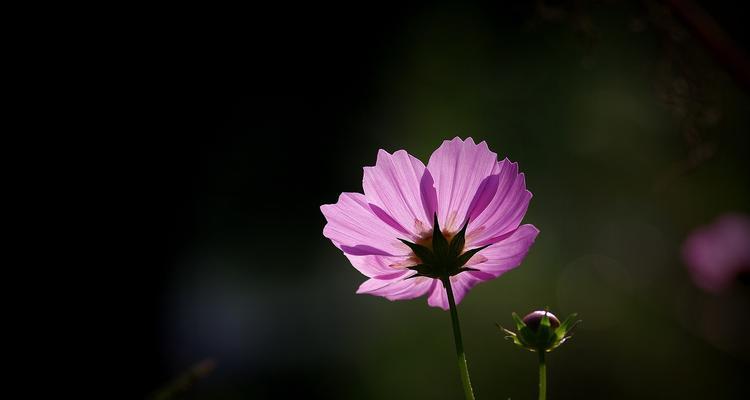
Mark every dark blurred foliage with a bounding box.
[122,1,750,398]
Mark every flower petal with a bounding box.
[426,274,486,310]
[355,270,412,293]
[358,276,437,300]
[427,281,447,310]
[472,224,539,277]
[427,137,499,232]
[363,149,437,238]
[321,192,409,257]
[466,159,532,247]
[344,253,413,278]
[425,225,539,310]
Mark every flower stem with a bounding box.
[538,350,547,400]
[442,277,476,400]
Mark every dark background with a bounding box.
[127,1,750,398]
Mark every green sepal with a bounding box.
[405,264,429,279]
[431,213,450,259]
[398,239,435,265]
[496,323,527,349]
[518,326,537,348]
[512,312,526,331]
[554,313,581,343]
[454,267,479,275]
[456,244,491,267]
[558,313,580,334]
[540,313,551,328]
[449,219,469,258]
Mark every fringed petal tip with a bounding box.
[428,137,499,232]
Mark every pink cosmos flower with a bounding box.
[682,213,750,293]
[320,137,539,310]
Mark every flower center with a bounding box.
[398,213,490,280]
[415,232,457,251]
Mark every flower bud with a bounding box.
[522,310,560,331]
[499,309,579,352]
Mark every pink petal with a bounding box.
[344,253,413,278]
[355,270,412,292]
[472,224,539,277]
[426,274,485,310]
[321,192,410,257]
[419,169,439,226]
[426,280,448,310]
[358,276,437,300]
[465,174,501,224]
[427,137,499,232]
[363,149,437,238]
[466,159,532,247]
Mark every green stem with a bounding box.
[442,277,476,400]
[538,350,547,400]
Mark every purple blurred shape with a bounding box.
[682,213,750,293]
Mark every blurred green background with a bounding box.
[143,1,750,398]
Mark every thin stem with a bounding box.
[442,277,476,400]
[538,350,547,400]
